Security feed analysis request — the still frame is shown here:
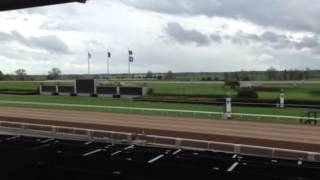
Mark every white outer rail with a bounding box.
[0,119,319,162]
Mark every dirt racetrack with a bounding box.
[0,107,320,152]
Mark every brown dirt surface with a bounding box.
[0,107,320,152]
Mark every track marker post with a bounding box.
[224,94,232,119]
[279,89,285,108]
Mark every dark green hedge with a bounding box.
[237,88,258,99]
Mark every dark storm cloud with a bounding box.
[0,31,69,54]
[122,0,320,33]
[164,22,210,46]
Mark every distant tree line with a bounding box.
[0,67,316,82]
[0,69,30,81]
[223,67,313,81]
[0,67,62,81]
[266,67,311,81]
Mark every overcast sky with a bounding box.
[0,0,320,75]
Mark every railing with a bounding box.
[0,100,320,124]
[0,120,319,162]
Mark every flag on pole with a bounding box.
[88,52,92,59]
[128,50,134,63]
[129,56,134,62]
[107,52,111,58]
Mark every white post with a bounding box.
[225,97,232,119]
[55,84,59,94]
[280,89,285,108]
[116,86,120,95]
[39,83,43,95]
[74,80,77,94]
[94,79,97,95]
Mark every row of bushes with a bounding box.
[0,89,39,95]
[237,88,258,99]
[252,86,281,92]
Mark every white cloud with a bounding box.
[0,0,319,75]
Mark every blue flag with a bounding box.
[129,56,134,63]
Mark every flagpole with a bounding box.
[107,49,110,78]
[128,48,130,78]
[88,54,90,75]
[128,59,131,75]
[107,57,110,76]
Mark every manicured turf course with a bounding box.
[0,94,312,117]
[0,82,38,90]
[0,81,318,124]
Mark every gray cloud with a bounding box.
[39,20,80,31]
[121,0,320,33]
[209,30,320,54]
[261,31,285,43]
[295,36,319,49]
[164,22,210,46]
[210,34,222,43]
[0,31,69,54]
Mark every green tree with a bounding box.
[15,69,27,81]
[0,70,4,80]
[305,68,311,80]
[48,67,62,80]
[165,70,174,80]
[146,71,153,79]
[267,67,277,80]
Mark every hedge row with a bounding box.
[252,86,281,92]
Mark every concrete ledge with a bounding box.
[154,136,176,146]
[40,92,53,95]
[273,150,309,160]
[58,92,71,96]
[25,125,52,132]
[77,93,91,97]
[112,133,130,141]
[209,142,234,153]
[181,140,209,149]
[240,146,273,157]
[92,131,113,138]
[57,128,87,136]
[97,94,113,98]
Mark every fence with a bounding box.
[0,119,319,162]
